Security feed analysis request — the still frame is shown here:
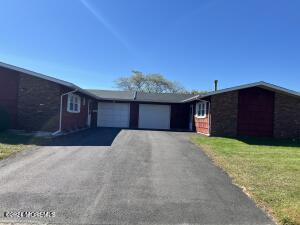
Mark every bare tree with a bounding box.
[115,71,187,93]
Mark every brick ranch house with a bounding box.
[0,62,299,138]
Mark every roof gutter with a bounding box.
[181,94,201,103]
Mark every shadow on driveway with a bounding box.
[0,128,122,147]
[48,128,122,146]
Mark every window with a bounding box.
[67,94,81,113]
[196,102,207,118]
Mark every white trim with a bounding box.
[194,100,211,136]
[67,93,81,113]
[182,94,201,102]
[204,81,300,97]
[195,101,207,118]
[186,82,300,102]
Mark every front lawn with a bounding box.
[192,135,300,225]
[0,131,46,160]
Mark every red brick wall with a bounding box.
[210,91,239,137]
[15,72,96,132]
[274,93,300,138]
[17,73,61,131]
[0,67,20,128]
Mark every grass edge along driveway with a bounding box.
[0,131,46,160]
[191,135,300,225]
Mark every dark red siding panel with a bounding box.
[238,87,274,137]
[194,102,210,135]
[0,67,20,128]
[195,117,210,135]
[130,102,139,128]
[170,103,190,130]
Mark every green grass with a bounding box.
[192,135,300,225]
[0,131,46,160]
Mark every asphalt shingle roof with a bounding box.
[86,90,136,101]
[86,89,198,103]
[135,92,197,103]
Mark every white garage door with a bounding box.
[97,102,130,128]
[138,104,171,130]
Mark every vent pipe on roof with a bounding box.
[214,80,218,91]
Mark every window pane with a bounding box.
[70,102,74,110]
[74,103,78,111]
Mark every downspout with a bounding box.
[52,89,78,136]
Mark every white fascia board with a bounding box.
[190,81,300,101]
[181,94,201,103]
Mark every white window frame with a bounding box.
[67,93,81,113]
[195,101,207,118]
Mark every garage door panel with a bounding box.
[138,104,170,130]
[97,103,130,128]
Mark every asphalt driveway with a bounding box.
[0,128,274,225]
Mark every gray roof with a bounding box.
[183,81,300,102]
[87,90,136,101]
[135,92,197,103]
[86,89,197,103]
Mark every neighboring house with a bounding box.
[0,62,299,138]
[0,62,98,133]
[187,83,300,138]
